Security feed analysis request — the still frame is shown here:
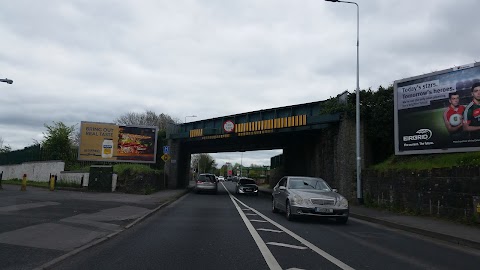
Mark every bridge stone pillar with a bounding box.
[282,117,364,200]
[165,140,190,189]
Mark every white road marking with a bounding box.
[287,268,306,270]
[221,182,282,270]
[232,196,355,270]
[242,208,252,211]
[257,228,283,233]
[250,219,268,223]
[245,213,258,216]
[267,242,308,250]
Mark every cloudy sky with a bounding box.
[1,0,479,167]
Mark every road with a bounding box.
[52,182,480,270]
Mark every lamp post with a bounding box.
[185,115,197,123]
[0,78,13,84]
[325,0,362,204]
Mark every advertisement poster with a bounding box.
[394,63,480,155]
[78,121,158,163]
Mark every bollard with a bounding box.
[21,174,27,191]
[49,175,55,191]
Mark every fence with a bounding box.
[0,144,165,171]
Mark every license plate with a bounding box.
[315,207,333,213]
[245,189,252,192]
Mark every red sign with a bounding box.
[223,120,235,133]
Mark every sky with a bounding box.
[1,0,479,167]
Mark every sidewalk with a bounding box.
[258,186,480,250]
[0,184,192,270]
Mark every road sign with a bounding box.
[161,154,171,162]
[163,146,170,154]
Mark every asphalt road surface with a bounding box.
[52,182,480,270]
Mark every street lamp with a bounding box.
[325,0,362,204]
[0,78,13,84]
[185,115,197,123]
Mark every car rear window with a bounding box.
[198,175,215,182]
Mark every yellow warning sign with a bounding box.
[161,154,171,162]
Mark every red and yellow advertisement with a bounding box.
[78,121,158,163]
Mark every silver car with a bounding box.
[195,173,218,194]
[272,176,349,223]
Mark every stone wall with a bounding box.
[362,167,480,220]
[269,167,285,188]
[0,161,65,182]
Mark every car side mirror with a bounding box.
[279,186,286,191]
[332,188,338,193]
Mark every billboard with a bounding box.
[78,121,158,163]
[394,62,480,155]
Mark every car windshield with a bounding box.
[288,178,331,191]
[198,175,215,182]
[239,179,256,185]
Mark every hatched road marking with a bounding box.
[230,192,356,270]
[221,183,282,270]
[250,219,268,223]
[267,242,308,250]
[257,228,283,233]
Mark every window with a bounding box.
[288,177,330,191]
[278,178,286,187]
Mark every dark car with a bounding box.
[235,178,258,195]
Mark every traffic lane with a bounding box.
[227,182,480,270]
[0,244,63,270]
[52,184,269,270]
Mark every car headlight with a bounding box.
[337,197,349,208]
[292,195,304,205]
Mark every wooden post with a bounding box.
[21,174,27,191]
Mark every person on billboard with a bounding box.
[463,82,480,135]
[443,92,465,133]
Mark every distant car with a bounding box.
[272,176,349,223]
[235,178,258,195]
[218,176,225,181]
[195,173,218,194]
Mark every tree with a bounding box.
[0,137,11,153]
[41,121,76,164]
[191,154,217,174]
[320,85,394,164]
[114,110,179,131]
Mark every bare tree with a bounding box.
[0,136,12,153]
[114,110,179,131]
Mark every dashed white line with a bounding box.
[257,228,283,233]
[267,242,308,250]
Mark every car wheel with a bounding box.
[272,198,279,213]
[336,216,348,224]
[286,201,295,221]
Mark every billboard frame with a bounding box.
[394,62,480,155]
[78,121,159,163]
